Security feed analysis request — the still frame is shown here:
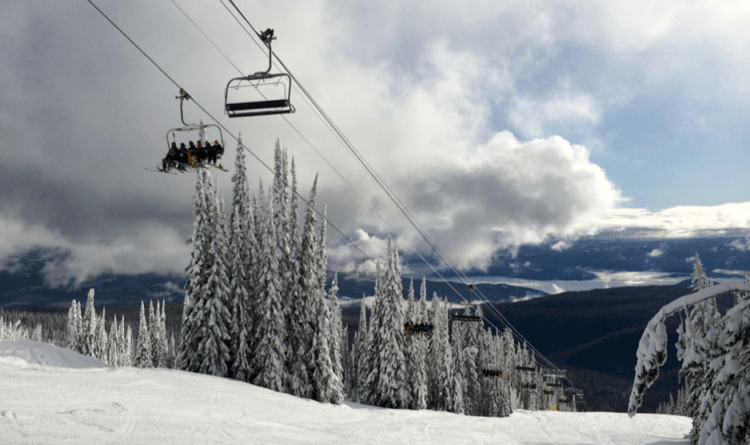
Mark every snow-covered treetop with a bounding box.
[628,281,750,417]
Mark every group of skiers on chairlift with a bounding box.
[162,139,224,172]
[403,322,433,335]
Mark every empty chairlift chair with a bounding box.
[225,29,295,118]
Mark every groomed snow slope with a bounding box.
[0,340,690,444]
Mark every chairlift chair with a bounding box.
[516,366,536,372]
[224,29,295,118]
[156,89,226,174]
[403,322,433,335]
[451,296,483,322]
[482,370,503,377]
[450,314,482,322]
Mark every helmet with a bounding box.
[214,140,219,144]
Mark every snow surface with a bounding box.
[0,340,690,444]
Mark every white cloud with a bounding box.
[578,203,750,238]
[647,248,663,258]
[712,269,746,277]
[729,238,750,252]
[551,240,573,251]
[0,214,189,288]
[0,1,748,288]
[508,92,600,140]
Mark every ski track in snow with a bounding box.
[0,340,691,444]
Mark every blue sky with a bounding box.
[0,1,748,286]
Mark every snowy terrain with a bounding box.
[0,340,690,444]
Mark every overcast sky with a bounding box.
[1,1,748,286]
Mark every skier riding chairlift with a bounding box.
[154,89,226,174]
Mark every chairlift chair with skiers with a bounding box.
[482,369,503,377]
[403,322,433,335]
[153,89,226,174]
[224,29,295,118]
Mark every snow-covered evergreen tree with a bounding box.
[197,175,232,377]
[405,278,428,410]
[271,144,292,389]
[148,300,160,366]
[428,295,453,411]
[252,193,286,392]
[81,289,97,357]
[135,301,152,368]
[352,297,369,402]
[375,237,409,409]
[97,307,108,363]
[181,168,211,372]
[288,177,320,398]
[363,263,385,406]
[328,272,345,398]
[228,142,252,381]
[66,299,80,351]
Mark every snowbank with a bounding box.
[0,339,110,369]
[0,340,690,444]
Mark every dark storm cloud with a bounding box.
[2,1,747,287]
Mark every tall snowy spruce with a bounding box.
[288,176,320,398]
[251,191,286,392]
[352,296,369,403]
[135,301,152,368]
[327,272,346,403]
[228,141,252,382]
[373,237,409,408]
[428,294,453,411]
[196,171,232,377]
[181,167,211,373]
[310,207,343,404]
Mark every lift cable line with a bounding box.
[85,0,375,269]
[170,0,472,315]
[92,0,577,393]
[223,0,578,390]
[224,0,479,305]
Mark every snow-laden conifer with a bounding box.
[352,297,369,402]
[428,295,453,411]
[66,300,79,351]
[272,144,292,383]
[284,159,304,392]
[252,194,287,392]
[181,168,210,372]
[328,272,345,397]
[451,317,466,414]
[374,237,409,408]
[289,177,320,398]
[81,289,97,357]
[405,278,428,410]
[228,142,252,381]
[96,307,108,363]
[363,262,385,406]
[148,300,160,366]
[135,301,152,368]
[197,176,232,377]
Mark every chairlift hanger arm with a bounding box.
[176,88,194,127]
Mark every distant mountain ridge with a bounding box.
[0,250,544,310]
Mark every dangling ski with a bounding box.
[144,167,178,175]
[208,163,228,172]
